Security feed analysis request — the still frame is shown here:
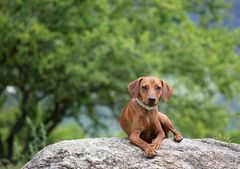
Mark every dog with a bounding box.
[120,76,183,157]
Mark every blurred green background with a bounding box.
[0,0,240,168]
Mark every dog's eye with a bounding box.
[142,86,148,90]
[156,86,161,91]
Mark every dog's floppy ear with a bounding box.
[128,77,143,98]
[161,80,173,102]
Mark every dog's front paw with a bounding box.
[144,145,157,158]
[174,133,183,142]
[150,140,162,150]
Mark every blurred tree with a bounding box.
[0,0,239,163]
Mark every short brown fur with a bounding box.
[120,76,183,157]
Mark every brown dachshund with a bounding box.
[120,76,183,157]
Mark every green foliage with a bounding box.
[113,131,127,138]
[215,134,232,143]
[228,130,240,144]
[25,117,47,159]
[0,0,239,167]
[49,123,85,143]
[0,162,24,169]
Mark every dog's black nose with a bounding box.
[148,96,156,102]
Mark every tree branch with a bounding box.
[0,134,4,158]
[6,89,29,159]
[46,103,68,134]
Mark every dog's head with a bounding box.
[128,76,173,106]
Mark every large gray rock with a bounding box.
[22,138,240,169]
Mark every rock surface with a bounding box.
[22,138,240,169]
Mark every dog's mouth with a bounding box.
[148,103,157,107]
[145,101,157,107]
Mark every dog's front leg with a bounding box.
[159,112,183,142]
[150,128,165,150]
[129,130,156,157]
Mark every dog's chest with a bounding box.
[143,113,158,133]
[139,114,159,142]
